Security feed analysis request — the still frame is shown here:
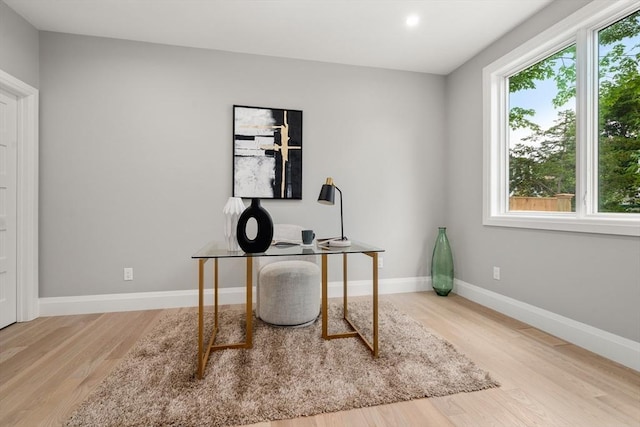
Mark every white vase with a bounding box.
[223,197,246,251]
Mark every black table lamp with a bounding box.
[317,177,351,247]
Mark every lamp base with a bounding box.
[329,238,351,247]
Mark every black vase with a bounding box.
[236,198,274,253]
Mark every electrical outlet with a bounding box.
[493,266,500,280]
[378,256,384,269]
[124,267,134,281]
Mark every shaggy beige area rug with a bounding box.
[65,300,498,426]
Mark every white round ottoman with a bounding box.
[257,260,321,327]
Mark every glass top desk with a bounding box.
[192,240,384,379]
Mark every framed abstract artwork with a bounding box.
[233,105,303,199]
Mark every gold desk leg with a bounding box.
[323,253,356,341]
[214,258,219,334]
[343,253,348,319]
[198,259,206,379]
[372,252,379,357]
[246,257,253,348]
[198,258,221,379]
[322,254,328,339]
[209,258,253,352]
[197,256,255,379]
[322,251,380,358]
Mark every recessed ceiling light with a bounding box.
[406,14,420,27]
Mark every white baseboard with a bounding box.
[454,279,640,372]
[37,276,639,371]
[38,276,430,317]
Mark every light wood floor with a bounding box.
[1,292,638,426]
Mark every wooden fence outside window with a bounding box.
[509,193,574,212]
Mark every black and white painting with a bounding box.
[233,105,303,199]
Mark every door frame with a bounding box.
[0,69,39,322]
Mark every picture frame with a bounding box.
[233,105,303,199]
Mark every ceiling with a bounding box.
[5,0,554,75]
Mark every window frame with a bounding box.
[483,0,640,237]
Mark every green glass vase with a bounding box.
[431,227,453,296]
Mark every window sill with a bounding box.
[483,213,640,237]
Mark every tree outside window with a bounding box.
[507,10,639,214]
[598,11,640,213]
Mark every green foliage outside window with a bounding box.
[508,10,639,213]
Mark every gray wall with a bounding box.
[0,0,39,88]
[39,32,445,298]
[445,0,640,342]
[11,0,637,342]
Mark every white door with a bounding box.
[0,89,17,329]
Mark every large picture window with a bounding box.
[483,1,639,236]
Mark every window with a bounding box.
[484,1,640,236]
[509,44,577,213]
[598,14,640,213]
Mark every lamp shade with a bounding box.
[317,178,335,205]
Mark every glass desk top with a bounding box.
[192,240,384,259]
